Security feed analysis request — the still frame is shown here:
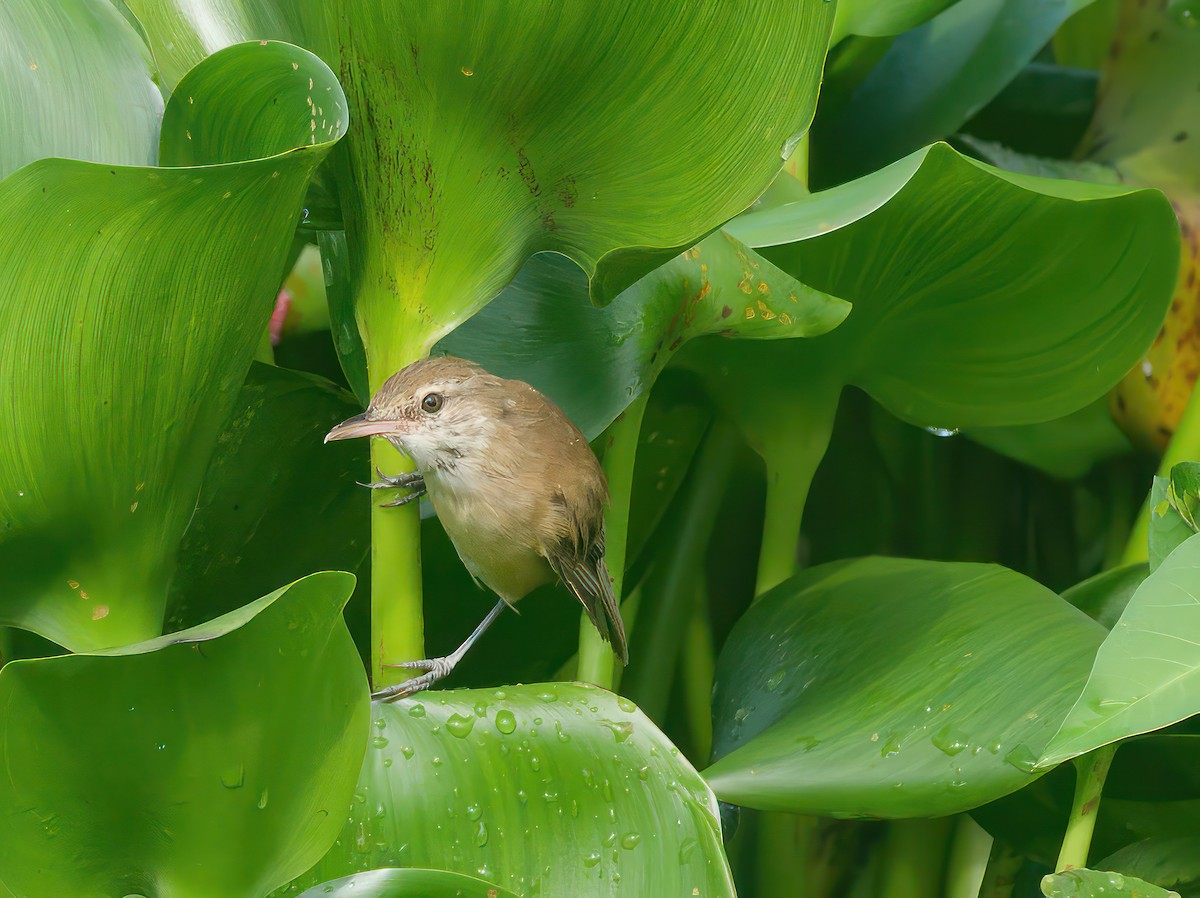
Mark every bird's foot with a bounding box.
[371,655,458,702]
[358,468,426,507]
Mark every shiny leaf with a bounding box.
[0,0,162,178]
[1040,534,1200,766]
[298,869,519,898]
[1062,563,1148,631]
[833,0,961,42]
[704,556,1104,817]
[1149,476,1195,573]
[167,363,369,629]
[1098,838,1200,894]
[0,41,346,650]
[0,571,368,898]
[1041,868,1180,898]
[438,232,849,438]
[814,0,1092,185]
[285,684,733,898]
[718,142,1178,432]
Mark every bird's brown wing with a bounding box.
[546,531,628,665]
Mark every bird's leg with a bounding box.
[358,467,426,507]
[371,599,508,702]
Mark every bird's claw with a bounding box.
[357,467,425,491]
[371,656,456,702]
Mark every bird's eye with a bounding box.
[421,392,444,414]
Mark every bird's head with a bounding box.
[325,355,502,473]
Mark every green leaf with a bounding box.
[1062,563,1148,631]
[128,2,840,375]
[322,1,839,377]
[1098,838,1200,894]
[833,0,961,42]
[0,571,369,898]
[814,0,1093,185]
[1168,463,1200,532]
[0,0,162,178]
[299,869,520,898]
[166,364,369,629]
[1041,868,1180,898]
[0,41,347,650]
[1039,534,1200,766]
[703,556,1104,817]
[285,684,734,897]
[1149,476,1197,573]
[438,232,849,438]
[1052,0,1119,70]
[721,142,1178,431]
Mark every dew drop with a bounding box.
[495,709,517,734]
[620,832,641,850]
[446,713,476,738]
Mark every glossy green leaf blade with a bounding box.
[439,232,850,438]
[166,364,369,630]
[1098,838,1200,894]
[1062,563,1148,631]
[1041,868,1180,898]
[286,684,734,898]
[704,557,1104,818]
[1148,476,1195,573]
[0,571,369,898]
[324,0,837,372]
[0,0,162,178]
[1040,534,1200,767]
[0,41,347,650]
[727,143,1179,429]
[299,869,519,898]
[124,0,298,92]
[814,0,1091,185]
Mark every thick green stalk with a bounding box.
[622,420,741,720]
[680,579,715,761]
[877,818,953,898]
[1055,746,1115,871]
[1124,382,1200,563]
[943,815,995,898]
[754,396,839,596]
[577,394,648,688]
[366,333,426,689]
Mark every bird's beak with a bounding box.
[324,413,397,444]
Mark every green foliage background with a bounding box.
[2,1,1200,896]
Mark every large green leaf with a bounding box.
[1039,534,1200,766]
[1098,838,1200,895]
[438,232,849,438]
[716,142,1177,430]
[284,684,733,897]
[0,41,347,650]
[167,364,369,629]
[127,2,839,376]
[299,869,519,898]
[813,0,1093,186]
[1041,868,1180,898]
[0,571,368,898]
[0,0,162,178]
[703,557,1104,817]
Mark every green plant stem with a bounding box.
[754,399,838,597]
[577,393,648,688]
[943,815,994,898]
[1124,383,1200,564]
[369,438,424,689]
[878,818,953,898]
[366,334,426,689]
[680,578,715,761]
[1055,745,1115,871]
[754,813,818,898]
[622,420,740,720]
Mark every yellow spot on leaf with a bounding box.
[130,501,139,513]
[67,580,79,589]
[745,307,756,319]
[92,605,109,621]
[461,67,474,76]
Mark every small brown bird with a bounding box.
[325,355,627,701]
